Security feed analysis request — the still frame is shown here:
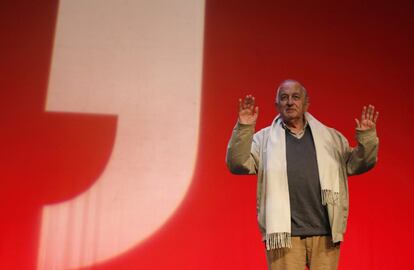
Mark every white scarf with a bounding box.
[264,112,340,250]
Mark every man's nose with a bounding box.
[287,97,294,104]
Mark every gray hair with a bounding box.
[275,79,309,104]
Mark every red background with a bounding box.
[1,0,413,269]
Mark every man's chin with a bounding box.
[281,113,301,122]
[285,112,297,117]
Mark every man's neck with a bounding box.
[284,117,305,134]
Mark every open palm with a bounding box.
[238,95,259,125]
[355,105,379,130]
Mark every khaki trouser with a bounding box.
[266,236,340,270]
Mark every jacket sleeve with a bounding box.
[341,128,379,176]
[226,122,260,175]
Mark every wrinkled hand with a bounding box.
[355,104,379,130]
[238,94,259,125]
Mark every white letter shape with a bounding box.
[37,0,205,269]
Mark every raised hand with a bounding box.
[238,94,259,125]
[355,104,379,130]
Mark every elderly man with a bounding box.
[226,80,379,270]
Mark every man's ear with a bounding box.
[304,101,310,112]
[275,102,280,112]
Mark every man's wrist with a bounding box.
[355,127,378,142]
[236,120,256,131]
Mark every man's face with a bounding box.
[276,82,308,122]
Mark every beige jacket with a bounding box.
[226,118,379,243]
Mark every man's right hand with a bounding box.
[238,95,259,125]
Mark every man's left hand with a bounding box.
[355,104,379,130]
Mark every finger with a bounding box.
[250,96,256,110]
[254,106,259,118]
[366,105,371,120]
[243,95,250,109]
[245,94,253,105]
[355,118,360,129]
[367,105,374,121]
[373,111,379,123]
[361,106,367,121]
[239,98,243,111]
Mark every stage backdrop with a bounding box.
[0,0,413,269]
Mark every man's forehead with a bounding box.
[279,83,303,94]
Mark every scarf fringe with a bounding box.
[321,189,339,205]
[265,232,291,250]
